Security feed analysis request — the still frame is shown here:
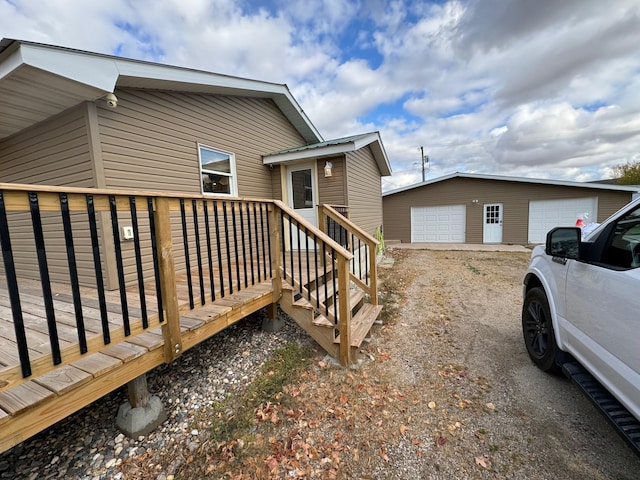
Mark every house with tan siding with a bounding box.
[0,39,392,451]
[383,173,639,245]
[0,39,391,288]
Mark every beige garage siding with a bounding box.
[97,89,307,197]
[383,177,634,244]
[345,147,383,236]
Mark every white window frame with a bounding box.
[198,144,238,196]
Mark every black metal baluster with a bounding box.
[351,233,356,276]
[280,208,286,281]
[0,191,31,377]
[246,203,255,285]
[358,237,362,280]
[180,199,194,310]
[260,204,270,279]
[87,195,110,342]
[239,202,248,288]
[289,215,294,286]
[109,195,131,335]
[231,202,241,292]
[223,201,233,294]
[253,203,261,282]
[323,242,328,317]
[331,248,338,326]
[365,240,370,284]
[147,197,164,323]
[60,193,87,353]
[305,226,311,301]
[314,233,320,309]
[29,192,62,363]
[213,200,225,297]
[129,196,148,328]
[203,201,215,301]
[192,200,205,305]
[297,221,302,293]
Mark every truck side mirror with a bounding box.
[546,227,581,260]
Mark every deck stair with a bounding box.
[278,264,381,363]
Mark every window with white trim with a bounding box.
[198,144,237,196]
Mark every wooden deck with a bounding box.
[0,185,381,454]
[0,268,275,453]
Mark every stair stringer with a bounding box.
[279,283,339,359]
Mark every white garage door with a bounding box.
[528,197,598,244]
[411,205,466,243]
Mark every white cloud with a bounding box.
[2,0,640,191]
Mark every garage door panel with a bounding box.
[411,205,466,243]
[528,197,597,244]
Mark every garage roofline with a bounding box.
[383,172,640,196]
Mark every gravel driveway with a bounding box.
[1,247,639,479]
[370,247,640,479]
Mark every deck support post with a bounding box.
[116,374,167,438]
[155,197,183,362]
[263,203,285,332]
[337,256,352,366]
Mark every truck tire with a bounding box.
[522,287,560,372]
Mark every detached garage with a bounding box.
[383,173,639,245]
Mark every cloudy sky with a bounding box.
[2,0,640,191]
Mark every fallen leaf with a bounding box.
[486,402,495,410]
[428,401,436,409]
[475,455,491,469]
[436,436,447,446]
[400,424,409,435]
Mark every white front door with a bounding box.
[286,162,317,249]
[483,203,503,243]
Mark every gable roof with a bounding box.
[0,38,322,143]
[263,131,392,176]
[383,172,640,196]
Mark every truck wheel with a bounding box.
[522,287,560,372]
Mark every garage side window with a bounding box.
[600,205,640,269]
[199,144,238,196]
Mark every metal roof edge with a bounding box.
[383,172,640,196]
[1,38,323,144]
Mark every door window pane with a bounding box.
[291,169,312,209]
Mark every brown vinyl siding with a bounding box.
[317,156,347,207]
[97,89,306,197]
[383,177,634,244]
[0,104,103,286]
[345,147,383,235]
[0,104,93,186]
[96,88,307,287]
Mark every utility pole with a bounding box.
[420,146,428,182]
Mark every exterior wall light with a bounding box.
[324,161,333,177]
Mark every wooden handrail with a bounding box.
[319,204,379,307]
[320,204,379,248]
[273,200,353,261]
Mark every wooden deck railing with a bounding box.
[318,204,379,307]
[0,184,365,397]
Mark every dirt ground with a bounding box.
[174,248,640,479]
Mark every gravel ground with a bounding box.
[2,248,639,479]
[0,309,312,480]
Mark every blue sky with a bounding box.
[2,0,640,191]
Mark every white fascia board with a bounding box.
[0,45,24,81]
[263,143,353,164]
[19,43,118,93]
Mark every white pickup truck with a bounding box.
[522,197,640,453]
